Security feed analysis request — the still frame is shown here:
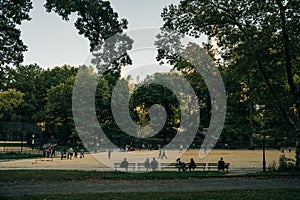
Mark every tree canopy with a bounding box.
[0,0,32,66]
[161,0,300,164]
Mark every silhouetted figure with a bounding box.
[176,158,186,171]
[181,162,186,171]
[161,149,167,159]
[120,158,129,171]
[108,149,112,159]
[144,158,150,171]
[189,158,196,171]
[158,148,162,158]
[218,157,227,171]
[150,157,158,171]
[68,147,73,159]
[51,147,55,157]
[42,148,46,158]
[80,148,84,158]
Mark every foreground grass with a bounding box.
[0,170,226,182]
[0,153,41,160]
[6,189,300,200]
[1,169,300,182]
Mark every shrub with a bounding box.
[278,154,295,172]
[268,160,277,171]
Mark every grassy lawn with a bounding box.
[6,189,300,200]
[0,152,42,160]
[0,143,30,148]
[0,170,227,182]
[1,170,300,182]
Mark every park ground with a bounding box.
[0,149,296,173]
[1,149,300,199]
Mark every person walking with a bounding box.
[161,148,167,159]
[108,149,112,159]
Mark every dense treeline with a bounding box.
[0,63,295,149]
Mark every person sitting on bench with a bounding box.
[120,158,129,171]
[218,157,226,171]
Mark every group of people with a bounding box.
[61,147,84,160]
[118,156,229,172]
[176,158,196,171]
[120,157,159,171]
[42,147,55,158]
[144,157,158,171]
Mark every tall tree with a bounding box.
[0,0,32,66]
[8,64,44,123]
[161,0,300,166]
[44,65,78,143]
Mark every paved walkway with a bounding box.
[1,177,300,198]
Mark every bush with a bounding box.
[268,160,277,171]
[278,154,295,172]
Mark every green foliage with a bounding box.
[7,64,46,122]
[0,152,41,159]
[278,154,295,171]
[0,88,24,119]
[268,154,296,172]
[45,65,78,143]
[267,160,277,172]
[45,0,126,51]
[160,0,300,149]
[0,0,32,66]
[0,170,225,182]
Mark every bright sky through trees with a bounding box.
[19,0,180,68]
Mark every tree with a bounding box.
[0,88,24,119]
[44,65,78,143]
[0,0,32,66]
[8,64,44,123]
[45,0,127,51]
[161,0,300,165]
[131,74,181,144]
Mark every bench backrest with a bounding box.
[208,163,218,166]
[195,163,206,167]
[114,162,136,167]
[160,163,177,167]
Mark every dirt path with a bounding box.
[1,177,300,198]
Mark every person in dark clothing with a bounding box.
[120,158,129,171]
[218,157,225,171]
[189,158,196,171]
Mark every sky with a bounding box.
[19,0,182,69]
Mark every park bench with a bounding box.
[194,163,206,171]
[114,162,136,171]
[137,163,151,171]
[207,163,230,171]
[160,162,206,171]
[160,163,178,170]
